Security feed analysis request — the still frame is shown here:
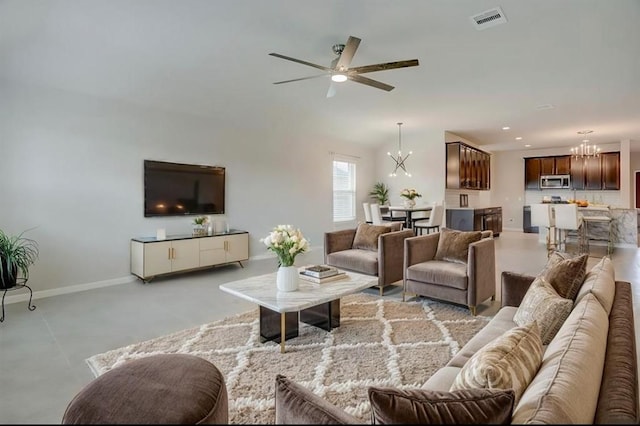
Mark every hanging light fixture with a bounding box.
[388,122,412,177]
[571,130,600,159]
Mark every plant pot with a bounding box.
[403,199,416,208]
[0,261,17,290]
[276,266,299,292]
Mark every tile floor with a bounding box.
[1,231,638,423]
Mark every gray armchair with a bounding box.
[403,229,495,315]
[324,223,414,296]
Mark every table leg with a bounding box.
[280,313,285,354]
[259,306,298,350]
[300,300,340,331]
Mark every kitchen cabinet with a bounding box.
[524,158,541,190]
[446,142,490,190]
[570,152,620,190]
[446,207,502,236]
[524,155,571,190]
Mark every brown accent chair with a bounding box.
[403,229,495,315]
[324,223,414,295]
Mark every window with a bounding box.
[333,158,357,222]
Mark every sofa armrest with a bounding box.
[379,229,415,286]
[500,271,536,308]
[467,238,496,307]
[404,234,439,269]
[324,229,356,261]
[595,281,639,424]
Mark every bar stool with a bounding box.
[553,204,586,254]
[582,214,613,257]
[530,204,556,255]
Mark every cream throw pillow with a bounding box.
[513,276,573,345]
[450,321,543,405]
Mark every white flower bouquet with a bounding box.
[260,225,309,267]
[400,188,422,200]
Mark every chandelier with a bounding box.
[571,130,600,159]
[388,122,412,177]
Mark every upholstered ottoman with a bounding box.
[62,354,228,424]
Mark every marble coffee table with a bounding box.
[220,268,378,353]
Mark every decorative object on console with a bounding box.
[261,225,309,292]
[192,216,209,236]
[399,187,421,208]
[388,122,413,177]
[0,229,39,290]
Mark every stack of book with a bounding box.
[299,265,347,284]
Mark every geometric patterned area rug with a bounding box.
[86,293,491,424]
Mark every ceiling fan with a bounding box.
[269,35,419,98]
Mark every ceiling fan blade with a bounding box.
[349,59,419,74]
[269,53,332,72]
[335,36,361,70]
[348,74,394,91]
[273,74,327,85]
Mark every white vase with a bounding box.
[276,266,299,292]
[403,199,416,208]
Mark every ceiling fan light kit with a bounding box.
[388,122,412,177]
[269,35,419,97]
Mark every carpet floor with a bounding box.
[86,293,491,424]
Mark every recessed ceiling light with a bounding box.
[515,136,523,140]
[502,126,510,130]
[525,144,531,147]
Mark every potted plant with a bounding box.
[260,225,309,292]
[0,229,39,289]
[192,216,209,236]
[369,182,390,205]
[400,188,422,208]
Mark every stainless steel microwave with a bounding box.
[540,174,571,189]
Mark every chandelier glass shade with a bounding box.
[388,122,412,177]
[571,130,600,159]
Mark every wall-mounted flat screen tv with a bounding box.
[144,160,225,217]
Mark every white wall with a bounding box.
[0,81,376,292]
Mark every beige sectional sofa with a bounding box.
[275,256,638,424]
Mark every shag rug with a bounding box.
[86,293,491,424]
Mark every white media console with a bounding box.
[130,230,249,282]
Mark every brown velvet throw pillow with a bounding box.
[434,228,483,264]
[540,251,588,300]
[352,223,391,251]
[274,375,360,424]
[368,387,515,425]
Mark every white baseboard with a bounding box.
[4,275,137,305]
[4,245,325,305]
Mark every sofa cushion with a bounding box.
[512,293,609,424]
[513,276,573,345]
[274,374,360,424]
[405,260,468,290]
[434,228,482,264]
[574,256,615,315]
[326,249,378,276]
[352,223,391,251]
[446,307,518,369]
[368,387,514,425]
[450,321,543,405]
[540,251,588,300]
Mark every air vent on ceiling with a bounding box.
[470,7,507,30]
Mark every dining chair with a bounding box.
[362,202,373,224]
[413,202,444,235]
[370,203,396,227]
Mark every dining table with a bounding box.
[387,205,433,229]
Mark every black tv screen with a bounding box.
[144,160,225,217]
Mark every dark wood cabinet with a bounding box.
[601,152,620,190]
[524,158,541,190]
[524,155,571,190]
[446,142,490,190]
[570,152,620,190]
[447,207,502,236]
